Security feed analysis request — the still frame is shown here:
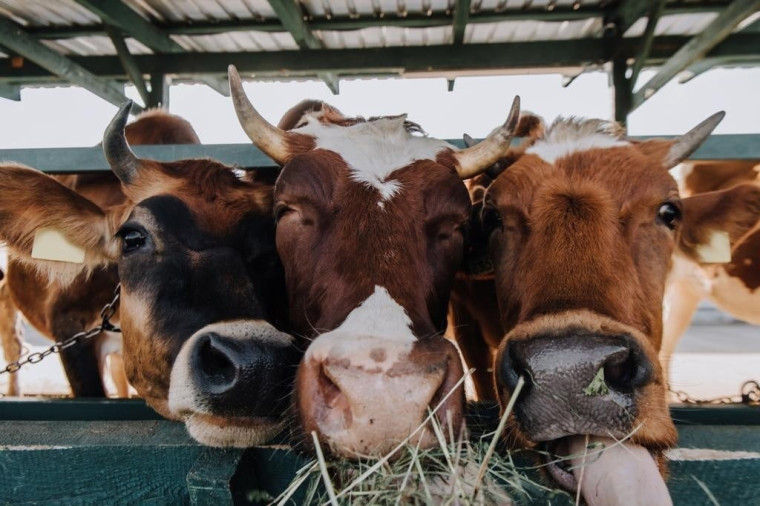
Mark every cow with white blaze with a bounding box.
[228,65,521,457]
[451,112,760,504]
[0,103,296,447]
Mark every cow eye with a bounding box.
[657,202,681,229]
[481,207,503,235]
[119,229,146,253]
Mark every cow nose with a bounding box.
[190,332,298,418]
[497,332,654,441]
[297,337,465,457]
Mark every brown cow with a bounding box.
[451,113,760,503]
[0,109,200,398]
[228,65,520,457]
[0,103,296,447]
[661,160,760,380]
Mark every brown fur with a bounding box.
[0,109,200,397]
[450,117,760,479]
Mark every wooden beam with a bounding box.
[318,72,340,94]
[607,0,650,36]
[632,0,760,110]
[73,0,229,97]
[630,0,666,88]
[0,16,140,112]
[105,26,150,107]
[612,56,631,126]
[453,0,472,45]
[0,82,20,100]
[0,34,757,83]
[149,74,169,109]
[266,0,321,50]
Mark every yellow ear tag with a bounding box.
[695,230,732,264]
[31,228,86,264]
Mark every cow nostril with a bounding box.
[498,342,525,393]
[603,348,652,392]
[198,335,237,388]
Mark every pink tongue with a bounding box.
[567,435,672,506]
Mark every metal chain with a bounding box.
[0,284,121,376]
[671,380,760,406]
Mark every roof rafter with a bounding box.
[453,0,472,45]
[72,0,229,97]
[632,0,760,110]
[0,34,755,83]
[607,0,651,36]
[0,15,140,112]
[629,0,667,87]
[266,0,340,94]
[105,26,151,107]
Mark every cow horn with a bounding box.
[228,65,292,165]
[103,101,140,184]
[664,111,725,168]
[453,96,520,179]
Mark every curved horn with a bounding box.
[228,65,292,165]
[453,96,520,179]
[664,111,725,168]
[462,133,476,148]
[103,101,140,184]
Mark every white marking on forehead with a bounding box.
[526,135,631,164]
[526,117,630,164]
[294,114,453,201]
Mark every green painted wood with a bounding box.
[630,0,667,87]
[187,447,245,505]
[0,133,756,175]
[73,0,229,97]
[0,15,139,112]
[607,0,650,36]
[0,420,203,504]
[632,0,760,110]
[452,0,472,45]
[267,0,322,50]
[0,82,19,101]
[106,25,151,107]
[0,398,163,421]
[1,34,758,84]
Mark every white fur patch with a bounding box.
[695,230,732,264]
[294,115,453,201]
[526,134,630,164]
[305,285,417,369]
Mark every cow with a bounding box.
[227,65,521,457]
[661,160,760,380]
[0,102,297,447]
[450,112,760,503]
[0,108,200,398]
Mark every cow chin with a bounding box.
[167,320,298,447]
[495,311,677,501]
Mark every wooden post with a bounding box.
[612,56,631,126]
[149,73,169,109]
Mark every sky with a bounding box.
[0,67,757,149]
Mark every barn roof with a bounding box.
[0,0,757,119]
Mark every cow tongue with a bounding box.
[566,435,672,506]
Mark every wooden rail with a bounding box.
[0,134,758,174]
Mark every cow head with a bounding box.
[475,111,760,500]
[229,65,520,457]
[0,102,296,447]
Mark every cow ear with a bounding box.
[0,164,120,281]
[678,184,760,264]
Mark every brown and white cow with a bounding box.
[228,65,521,457]
[0,108,200,398]
[451,113,760,503]
[0,102,297,447]
[661,160,760,379]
